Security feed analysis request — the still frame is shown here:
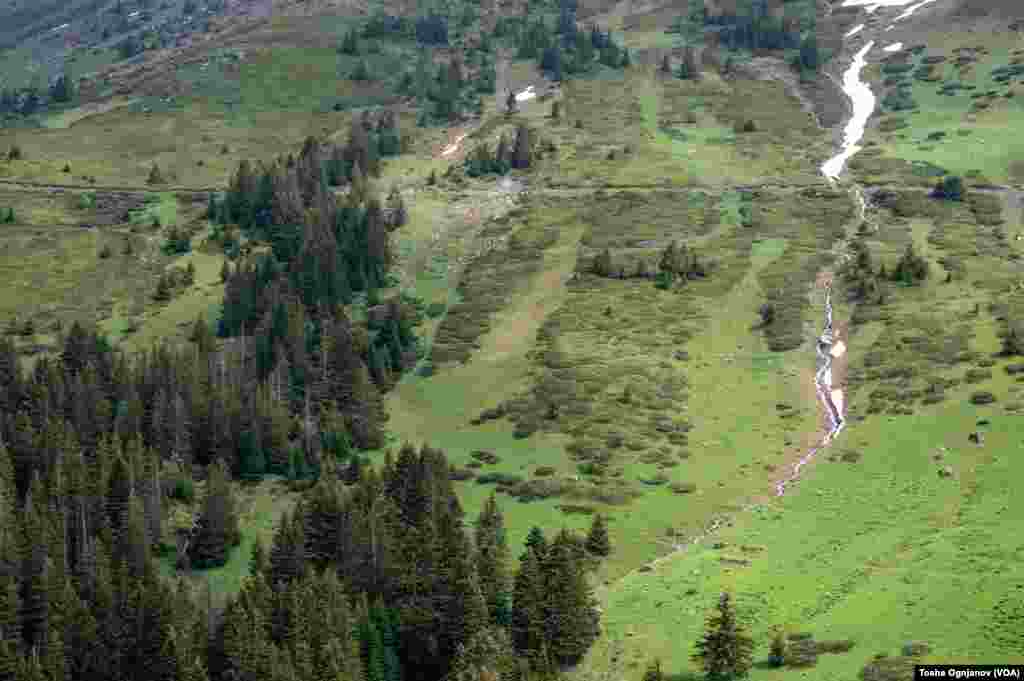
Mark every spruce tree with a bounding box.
[474,494,511,626]
[585,513,611,557]
[692,592,754,680]
[105,456,132,550]
[19,480,49,655]
[510,550,546,665]
[190,461,237,569]
[543,531,600,666]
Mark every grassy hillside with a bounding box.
[2,0,1024,678]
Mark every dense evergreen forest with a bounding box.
[0,75,611,677]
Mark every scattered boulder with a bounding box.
[968,431,984,445]
[938,465,954,478]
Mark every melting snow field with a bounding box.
[821,41,876,181]
[515,86,537,102]
[884,42,904,52]
[845,24,865,38]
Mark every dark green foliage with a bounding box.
[692,592,754,680]
[932,175,964,201]
[643,659,665,681]
[147,164,165,185]
[890,243,929,286]
[161,227,191,255]
[585,514,611,557]
[1001,322,1023,356]
[238,430,266,481]
[769,629,787,667]
[190,461,240,569]
[512,527,599,670]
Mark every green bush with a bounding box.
[669,481,697,494]
[964,368,992,384]
[171,477,195,502]
[816,639,856,654]
[425,302,447,318]
[969,391,996,405]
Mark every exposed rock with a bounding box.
[938,465,954,478]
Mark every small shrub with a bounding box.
[817,639,856,654]
[170,477,195,502]
[534,466,556,477]
[969,391,996,405]
[98,244,112,259]
[425,302,446,318]
[6,145,22,161]
[638,473,669,486]
[62,163,71,172]
[784,637,819,668]
[669,481,697,494]
[470,450,500,465]
[466,460,483,469]
[965,368,992,383]
[860,655,918,681]
[901,641,931,657]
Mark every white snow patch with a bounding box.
[894,0,938,22]
[52,23,70,32]
[515,86,537,102]
[821,41,876,182]
[845,23,865,38]
[128,10,140,17]
[883,42,904,52]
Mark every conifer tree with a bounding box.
[19,480,49,655]
[124,495,150,579]
[0,633,18,681]
[268,509,308,588]
[692,592,754,681]
[510,550,546,664]
[147,164,165,186]
[474,494,511,625]
[249,537,268,580]
[543,530,600,666]
[190,460,238,569]
[512,125,531,169]
[585,513,611,557]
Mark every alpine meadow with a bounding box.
[1,0,1023,680]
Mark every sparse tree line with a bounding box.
[397,50,492,125]
[587,240,710,290]
[464,126,535,177]
[840,238,929,305]
[667,0,827,73]
[0,75,75,123]
[497,0,631,81]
